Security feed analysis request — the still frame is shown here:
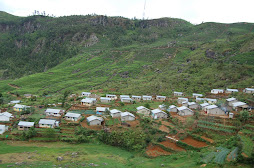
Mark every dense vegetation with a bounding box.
[0,11,254,95]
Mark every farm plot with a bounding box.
[146,144,171,157]
[197,120,236,133]
[214,147,230,164]
[227,147,238,161]
[182,136,208,148]
[159,125,170,133]
[239,135,254,157]
[202,152,216,163]
[160,140,185,152]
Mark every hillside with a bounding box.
[0,12,254,95]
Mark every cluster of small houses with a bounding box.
[0,87,253,135]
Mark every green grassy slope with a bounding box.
[0,13,254,95]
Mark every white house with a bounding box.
[188,102,199,109]
[151,109,168,119]
[96,107,109,115]
[142,95,152,101]
[226,97,238,107]
[100,97,111,103]
[121,112,135,121]
[200,103,210,110]
[0,112,13,121]
[65,112,82,121]
[159,104,167,110]
[196,97,205,102]
[87,115,104,126]
[174,92,183,96]
[156,96,166,101]
[81,92,91,97]
[81,98,96,106]
[18,121,34,131]
[192,93,203,98]
[168,105,177,112]
[243,88,254,94]
[39,119,59,128]
[10,100,21,104]
[132,95,142,101]
[232,102,249,111]
[177,106,194,116]
[211,89,224,94]
[120,95,130,99]
[106,94,117,100]
[0,125,8,135]
[110,109,122,118]
[45,109,63,117]
[177,98,188,104]
[205,98,217,104]
[204,105,225,115]
[13,104,28,112]
[136,106,151,116]
[121,97,133,103]
[225,89,239,94]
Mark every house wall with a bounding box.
[89,120,101,126]
[189,104,199,109]
[0,116,10,121]
[18,126,32,131]
[137,109,150,116]
[65,116,81,121]
[153,112,167,119]
[46,112,61,117]
[111,113,121,118]
[177,99,187,104]
[39,124,54,128]
[208,108,225,115]
[132,98,141,101]
[101,99,111,103]
[228,100,238,107]
[121,115,135,121]
[169,108,177,112]
[121,99,132,103]
[13,107,23,112]
[178,110,193,116]
[143,98,152,101]
[81,102,94,106]
[243,90,254,93]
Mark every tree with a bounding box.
[239,110,249,123]
[0,93,3,105]
[144,103,150,109]
[61,90,71,107]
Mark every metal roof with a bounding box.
[174,91,183,94]
[120,95,130,98]
[178,97,188,101]
[188,102,196,106]
[65,112,81,118]
[200,103,210,107]
[18,121,34,127]
[226,89,238,92]
[169,105,176,109]
[132,95,141,98]
[81,98,96,103]
[87,115,103,122]
[0,112,13,118]
[121,112,135,117]
[193,93,203,97]
[177,106,192,111]
[100,97,111,100]
[39,119,56,125]
[232,102,247,107]
[96,107,109,112]
[245,88,254,91]
[205,105,218,109]
[151,109,166,114]
[226,97,237,102]
[136,106,147,110]
[45,109,61,113]
[142,95,152,98]
[13,104,27,109]
[110,109,122,114]
[156,95,166,98]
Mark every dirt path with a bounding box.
[159,125,170,133]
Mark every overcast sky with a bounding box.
[0,0,253,24]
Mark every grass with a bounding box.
[1,140,249,168]
[239,135,254,157]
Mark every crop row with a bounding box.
[198,120,237,129]
[197,124,234,133]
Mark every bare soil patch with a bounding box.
[146,144,171,157]
[182,136,208,148]
[80,120,103,130]
[159,125,170,133]
[201,136,214,143]
[160,140,185,152]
